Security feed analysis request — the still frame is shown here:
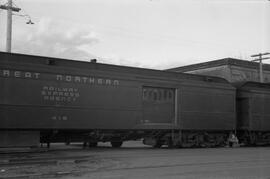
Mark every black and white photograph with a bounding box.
[0,0,270,178]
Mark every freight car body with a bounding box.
[236,82,270,146]
[0,52,236,148]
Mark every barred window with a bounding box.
[143,87,174,102]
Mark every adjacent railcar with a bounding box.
[0,52,236,148]
[236,82,270,146]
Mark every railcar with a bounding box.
[236,82,270,146]
[0,52,236,148]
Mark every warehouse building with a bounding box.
[168,58,270,83]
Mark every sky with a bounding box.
[0,0,269,69]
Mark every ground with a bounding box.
[1,141,270,178]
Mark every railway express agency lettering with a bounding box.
[0,69,120,86]
[41,86,80,102]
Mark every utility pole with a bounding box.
[0,0,21,53]
[251,52,270,83]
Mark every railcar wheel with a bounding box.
[88,142,98,147]
[111,141,123,148]
[153,143,162,148]
[153,141,163,148]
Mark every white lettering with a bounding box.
[33,73,40,79]
[25,72,32,78]
[113,80,120,86]
[14,71,21,78]
[57,75,63,81]
[1,69,120,86]
[98,79,103,84]
[89,78,95,84]
[3,70,10,77]
[68,88,72,92]
[82,77,88,83]
[66,76,72,82]
[105,79,111,85]
[74,76,81,82]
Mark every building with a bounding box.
[168,58,270,83]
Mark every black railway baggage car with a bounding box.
[0,52,236,148]
[236,82,270,145]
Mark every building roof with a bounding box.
[167,58,270,72]
[233,81,270,91]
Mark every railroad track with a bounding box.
[0,146,264,167]
[1,158,270,179]
[0,145,88,154]
[1,147,270,178]
[0,155,93,167]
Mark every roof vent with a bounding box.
[46,59,55,65]
[90,59,97,63]
[205,77,213,82]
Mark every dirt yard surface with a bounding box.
[0,141,270,179]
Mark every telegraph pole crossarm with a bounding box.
[251,57,270,62]
[0,4,21,12]
[251,53,270,57]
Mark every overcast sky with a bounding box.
[0,0,269,69]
